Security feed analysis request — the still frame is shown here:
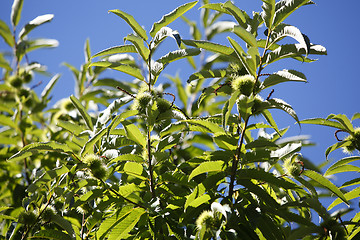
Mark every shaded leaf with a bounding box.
[273,0,314,28]
[151,26,181,48]
[233,25,257,47]
[109,154,144,164]
[80,128,107,157]
[206,21,236,40]
[157,48,201,65]
[261,0,276,29]
[227,36,255,76]
[109,9,148,40]
[150,1,198,37]
[11,0,24,27]
[187,69,227,83]
[189,161,225,181]
[263,69,306,89]
[108,208,146,239]
[31,229,72,240]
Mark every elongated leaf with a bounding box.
[268,24,310,54]
[183,119,224,134]
[122,162,146,180]
[213,133,238,151]
[157,48,201,64]
[222,1,246,27]
[261,0,276,29]
[188,160,225,181]
[150,1,198,37]
[300,118,345,130]
[325,141,352,159]
[151,26,181,48]
[302,170,348,205]
[328,187,360,210]
[267,98,299,124]
[233,25,257,47]
[0,20,15,47]
[9,141,73,161]
[109,208,146,239]
[351,113,360,121]
[32,229,72,240]
[89,61,144,80]
[264,43,315,64]
[228,37,255,76]
[186,194,211,209]
[0,115,17,129]
[222,89,240,130]
[51,214,76,239]
[182,39,234,56]
[0,53,11,70]
[206,21,236,40]
[70,95,94,130]
[325,156,360,176]
[327,114,354,132]
[11,0,24,27]
[41,73,61,101]
[263,69,306,89]
[57,120,85,136]
[19,14,54,39]
[109,9,147,40]
[123,34,150,61]
[97,98,124,126]
[110,154,144,164]
[324,165,360,176]
[261,109,280,135]
[273,0,314,28]
[200,3,229,14]
[91,45,137,59]
[80,128,107,156]
[271,142,301,159]
[187,69,227,83]
[123,123,146,149]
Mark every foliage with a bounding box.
[0,0,359,239]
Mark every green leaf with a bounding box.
[200,3,229,14]
[166,74,187,107]
[109,154,144,164]
[267,98,299,124]
[89,61,144,81]
[0,115,17,129]
[19,14,54,39]
[0,53,11,70]
[206,21,235,41]
[227,37,255,76]
[268,24,310,54]
[261,0,276,29]
[186,194,211,209]
[108,208,146,239]
[157,48,201,65]
[351,113,360,121]
[70,95,94,130]
[50,214,76,239]
[233,25,257,47]
[300,117,345,130]
[41,73,61,101]
[264,44,315,64]
[11,0,24,27]
[325,141,352,159]
[327,114,354,132]
[107,110,138,138]
[57,120,85,136]
[324,165,360,176]
[183,119,224,134]
[222,1,246,27]
[91,45,137,59]
[302,170,348,205]
[9,141,73,161]
[261,109,280,135]
[325,156,360,176]
[222,89,240,130]
[187,69,227,83]
[273,0,314,28]
[182,39,235,56]
[188,160,225,181]
[123,34,150,61]
[263,69,306,89]
[150,1,198,37]
[151,26,181,49]
[121,162,146,180]
[271,142,301,160]
[0,20,15,47]
[328,187,360,210]
[31,229,72,240]
[80,128,107,157]
[213,133,238,151]
[109,9,148,40]
[123,123,147,149]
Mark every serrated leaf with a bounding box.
[57,120,85,136]
[271,142,302,159]
[222,1,247,27]
[261,0,276,29]
[300,117,345,130]
[303,170,348,205]
[80,128,107,157]
[11,0,24,27]
[263,69,306,89]
[151,26,181,49]
[325,141,351,159]
[273,0,314,28]
[222,89,240,130]
[70,95,94,130]
[50,214,76,239]
[41,73,61,101]
[327,114,354,132]
[186,194,211,209]
[109,208,146,240]
[91,45,137,59]
[123,123,146,149]
[264,44,315,64]
[261,109,280,135]
[188,160,225,181]
[227,37,255,76]
[150,1,198,37]
[107,110,138,138]
[187,69,227,83]
[182,39,234,56]
[31,229,72,240]
[213,134,238,151]
[206,21,236,40]
[123,34,150,61]
[325,156,360,176]
[233,25,257,47]
[157,48,201,65]
[109,154,144,164]
[19,14,54,39]
[200,3,229,14]
[9,142,73,161]
[109,9,148,40]
[267,98,299,124]
[89,61,144,81]
[0,20,15,47]
[328,187,360,210]
[183,119,224,134]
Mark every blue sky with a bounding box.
[1,0,359,207]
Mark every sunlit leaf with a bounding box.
[11,0,24,27]
[70,95,94,130]
[182,39,235,56]
[89,61,144,81]
[109,9,148,40]
[222,1,247,27]
[187,69,227,83]
[123,34,150,61]
[123,123,147,149]
[324,156,360,176]
[263,69,306,89]
[91,45,137,59]
[150,1,198,37]
[80,128,107,157]
[151,26,181,49]
[228,36,255,76]
[188,160,225,181]
[326,114,354,132]
[19,14,54,39]
[0,20,15,47]
[213,133,238,151]
[273,0,314,28]
[108,208,146,239]
[300,118,345,131]
[109,154,144,163]
[325,141,351,159]
[303,170,348,205]
[41,73,61,101]
[261,0,276,29]
[328,187,360,210]
[233,25,257,47]
[206,21,235,40]
[157,48,201,65]
[183,119,224,134]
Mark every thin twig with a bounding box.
[116,86,135,98]
[266,89,274,101]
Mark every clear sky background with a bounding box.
[1,0,359,208]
